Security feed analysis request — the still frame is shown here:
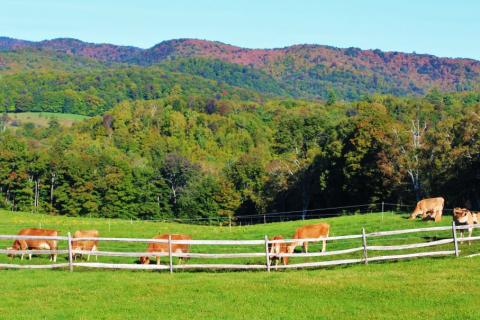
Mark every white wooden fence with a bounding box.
[0,222,479,272]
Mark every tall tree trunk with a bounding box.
[50,172,56,207]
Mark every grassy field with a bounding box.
[0,210,479,319]
[5,112,89,128]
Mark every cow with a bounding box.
[268,235,289,266]
[72,230,99,261]
[453,208,478,245]
[409,197,445,222]
[7,228,59,262]
[139,234,191,265]
[287,223,330,254]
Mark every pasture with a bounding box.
[4,112,89,128]
[0,210,479,319]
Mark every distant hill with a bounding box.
[1,36,480,100]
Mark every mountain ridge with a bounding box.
[1,36,479,99]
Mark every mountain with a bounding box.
[1,36,480,100]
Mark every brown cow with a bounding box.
[72,230,99,261]
[139,234,191,265]
[268,235,289,266]
[453,208,478,245]
[409,197,445,222]
[7,228,58,262]
[287,223,330,254]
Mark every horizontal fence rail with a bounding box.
[0,222,478,271]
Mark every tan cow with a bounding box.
[7,228,59,262]
[409,197,445,222]
[139,234,191,265]
[72,230,99,261]
[268,235,289,266]
[453,208,478,245]
[287,223,330,254]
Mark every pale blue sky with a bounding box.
[1,0,479,59]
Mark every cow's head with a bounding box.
[453,208,470,223]
[139,256,150,264]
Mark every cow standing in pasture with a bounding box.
[268,235,289,266]
[139,234,191,265]
[7,228,59,262]
[453,208,478,245]
[72,230,100,261]
[409,197,445,222]
[287,223,330,254]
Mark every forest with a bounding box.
[1,87,480,222]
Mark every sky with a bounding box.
[1,0,479,60]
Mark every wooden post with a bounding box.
[362,228,368,265]
[263,215,266,224]
[168,234,173,274]
[452,221,459,257]
[108,219,111,232]
[264,235,270,272]
[229,216,232,231]
[67,232,73,272]
[381,201,384,222]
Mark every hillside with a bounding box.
[1,36,479,99]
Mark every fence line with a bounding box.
[0,223,478,271]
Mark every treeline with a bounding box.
[0,65,263,116]
[1,91,480,221]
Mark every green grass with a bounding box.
[5,112,89,128]
[0,210,479,319]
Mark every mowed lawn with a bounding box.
[0,210,479,319]
[0,258,479,319]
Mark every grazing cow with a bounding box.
[409,197,445,222]
[72,230,99,261]
[453,208,478,245]
[268,235,289,266]
[7,228,58,262]
[139,234,191,265]
[287,223,330,254]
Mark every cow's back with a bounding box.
[17,228,58,250]
[73,230,99,250]
[171,234,191,253]
[419,197,444,210]
[18,228,58,237]
[147,234,191,253]
[294,223,330,239]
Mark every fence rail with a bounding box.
[0,222,478,271]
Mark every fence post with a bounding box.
[168,234,173,274]
[452,221,459,257]
[381,201,384,222]
[264,235,271,272]
[263,215,266,224]
[229,216,232,231]
[362,227,368,265]
[67,232,73,272]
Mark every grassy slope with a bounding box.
[5,112,89,128]
[0,210,479,319]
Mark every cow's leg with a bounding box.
[19,241,27,260]
[156,256,160,265]
[460,230,464,244]
[303,242,308,253]
[421,210,427,220]
[468,227,473,245]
